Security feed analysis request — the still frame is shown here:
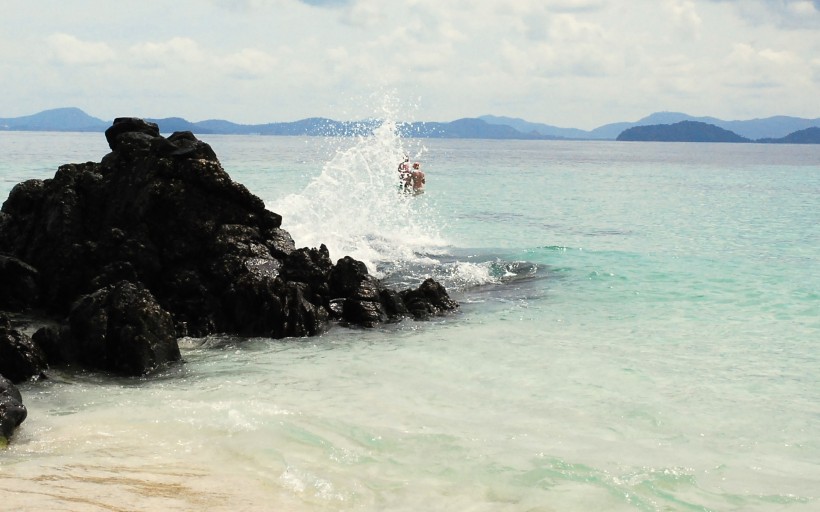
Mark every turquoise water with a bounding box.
[0,131,818,511]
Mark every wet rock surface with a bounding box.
[0,375,27,443]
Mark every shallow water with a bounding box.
[1,130,818,511]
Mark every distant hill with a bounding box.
[0,108,554,140]
[2,107,819,142]
[478,115,587,139]
[0,107,108,132]
[157,116,553,139]
[607,112,820,140]
[144,117,207,133]
[719,116,820,140]
[616,121,750,142]
[401,118,554,139]
[587,112,718,139]
[480,111,820,140]
[757,126,820,144]
[616,121,820,144]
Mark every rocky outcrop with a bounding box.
[0,314,40,445]
[0,375,27,444]
[0,313,47,383]
[0,117,458,379]
[58,280,180,376]
[400,278,459,320]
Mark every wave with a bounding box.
[269,113,548,298]
[271,119,446,278]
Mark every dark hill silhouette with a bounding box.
[757,126,820,144]
[616,121,750,142]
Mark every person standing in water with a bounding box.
[410,162,425,193]
[397,156,425,193]
[398,155,411,189]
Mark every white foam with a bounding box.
[271,118,446,277]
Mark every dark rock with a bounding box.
[380,288,409,318]
[328,256,369,298]
[0,375,27,443]
[0,117,459,359]
[0,313,47,383]
[281,281,329,337]
[342,278,388,327]
[0,256,39,311]
[400,278,459,320]
[31,326,67,366]
[327,256,457,326]
[282,245,333,290]
[64,281,180,376]
[0,126,285,332]
[327,256,383,326]
[104,117,160,151]
[166,131,218,160]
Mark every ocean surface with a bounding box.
[0,127,818,511]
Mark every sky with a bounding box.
[1,0,819,129]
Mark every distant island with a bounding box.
[757,127,820,144]
[616,121,820,144]
[1,107,819,143]
[480,112,820,141]
[0,107,555,141]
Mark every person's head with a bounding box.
[412,162,420,169]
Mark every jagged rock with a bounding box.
[104,117,160,150]
[0,118,458,362]
[327,256,383,326]
[0,256,39,311]
[0,375,27,444]
[63,281,180,376]
[379,288,410,318]
[400,278,459,320]
[328,256,457,326]
[281,281,329,337]
[328,256,369,298]
[0,313,47,383]
[282,245,333,291]
[0,122,290,337]
[342,278,389,327]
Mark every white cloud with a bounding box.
[129,37,205,68]
[709,0,820,28]
[789,0,819,15]
[666,0,703,39]
[550,13,605,43]
[46,33,116,65]
[218,48,279,79]
[338,0,388,28]
[2,0,818,128]
[722,42,805,89]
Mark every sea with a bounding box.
[0,124,818,511]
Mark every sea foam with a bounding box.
[271,119,446,279]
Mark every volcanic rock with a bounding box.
[62,280,180,376]
[0,256,39,311]
[0,117,458,376]
[0,313,47,383]
[0,375,27,443]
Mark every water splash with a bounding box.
[272,119,446,278]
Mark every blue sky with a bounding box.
[1,0,818,129]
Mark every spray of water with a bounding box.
[272,119,446,278]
